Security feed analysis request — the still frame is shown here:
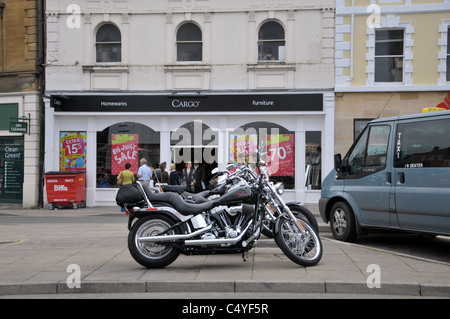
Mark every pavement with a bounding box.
[0,204,449,298]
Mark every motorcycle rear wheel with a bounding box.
[128,215,181,269]
[274,216,323,267]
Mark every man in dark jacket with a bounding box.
[193,161,206,193]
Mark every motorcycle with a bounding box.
[159,165,320,238]
[116,151,323,268]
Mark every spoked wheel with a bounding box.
[128,215,181,269]
[274,216,323,267]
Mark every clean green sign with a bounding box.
[0,140,24,204]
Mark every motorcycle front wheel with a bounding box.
[128,215,181,269]
[274,216,323,267]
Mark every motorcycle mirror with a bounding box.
[211,167,219,174]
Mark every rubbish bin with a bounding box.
[44,171,86,209]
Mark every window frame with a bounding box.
[344,124,391,178]
[176,22,203,63]
[447,27,450,82]
[394,118,450,169]
[374,29,405,83]
[257,21,286,62]
[95,23,122,64]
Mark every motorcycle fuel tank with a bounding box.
[216,186,253,206]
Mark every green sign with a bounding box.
[0,141,24,204]
[9,122,28,134]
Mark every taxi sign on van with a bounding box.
[422,93,450,113]
[421,107,448,113]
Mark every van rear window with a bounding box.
[395,118,450,168]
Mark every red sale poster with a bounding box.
[111,134,139,175]
[266,134,294,176]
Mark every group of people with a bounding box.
[117,159,206,193]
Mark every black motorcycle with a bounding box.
[117,152,323,268]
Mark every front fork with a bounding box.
[271,192,305,234]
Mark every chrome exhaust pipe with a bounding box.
[138,224,213,243]
[185,221,253,246]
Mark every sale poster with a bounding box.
[60,132,87,171]
[229,134,258,164]
[266,134,294,176]
[111,134,139,175]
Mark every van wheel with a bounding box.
[330,202,357,242]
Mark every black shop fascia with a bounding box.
[50,93,323,113]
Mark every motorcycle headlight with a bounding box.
[275,182,284,195]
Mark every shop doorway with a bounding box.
[0,136,24,204]
[171,121,218,187]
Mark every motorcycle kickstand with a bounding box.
[242,251,251,262]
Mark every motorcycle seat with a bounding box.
[142,185,215,215]
[161,185,185,194]
[182,190,211,203]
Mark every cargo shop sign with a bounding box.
[111,134,138,175]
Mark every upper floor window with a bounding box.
[96,24,121,63]
[375,29,404,83]
[176,23,202,62]
[258,21,285,62]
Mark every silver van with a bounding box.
[319,111,450,242]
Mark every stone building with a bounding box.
[335,0,450,156]
[0,0,44,207]
[44,0,336,206]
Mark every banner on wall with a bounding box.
[229,134,258,164]
[60,132,87,171]
[266,134,295,176]
[111,134,139,175]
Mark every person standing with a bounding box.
[137,158,153,187]
[117,163,135,186]
[169,163,180,185]
[181,161,195,192]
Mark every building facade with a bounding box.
[44,0,336,207]
[335,0,450,156]
[0,0,44,207]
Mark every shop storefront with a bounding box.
[46,92,334,206]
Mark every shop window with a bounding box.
[0,103,18,130]
[176,23,202,62]
[96,122,160,188]
[96,24,122,63]
[305,132,322,190]
[230,122,294,189]
[258,21,285,62]
[375,29,404,82]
